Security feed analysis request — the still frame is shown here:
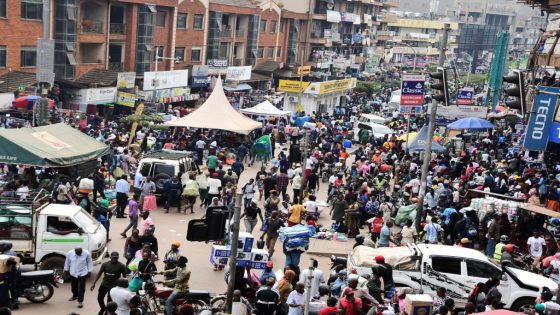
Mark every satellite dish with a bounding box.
[326,2,334,9]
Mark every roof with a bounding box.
[43,204,83,216]
[143,149,192,161]
[416,244,487,260]
[241,100,291,116]
[76,69,119,87]
[0,123,110,167]
[164,78,261,134]
[0,71,37,93]
[254,60,282,74]
[243,72,271,82]
[209,0,258,8]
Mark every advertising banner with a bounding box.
[76,87,117,104]
[326,10,341,23]
[549,122,560,144]
[116,91,136,107]
[192,76,209,87]
[192,65,209,77]
[429,104,487,126]
[207,59,228,67]
[523,86,559,150]
[400,74,425,106]
[278,80,310,93]
[117,72,136,89]
[143,70,189,91]
[226,66,252,81]
[457,87,474,105]
[343,34,352,45]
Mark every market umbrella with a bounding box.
[495,105,505,111]
[408,125,446,153]
[12,96,54,111]
[447,117,495,130]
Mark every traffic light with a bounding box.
[429,67,449,105]
[35,98,51,126]
[502,69,526,112]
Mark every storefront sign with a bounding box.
[364,63,377,74]
[296,66,311,76]
[549,122,560,144]
[278,80,310,93]
[116,91,136,107]
[364,14,372,25]
[332,58,349,69]
[143,70,189,91]
[304,79,353,95]
[76,87,117,104]
[342,34,352,45]
[137,90,153,101]
[226,66,252,81]
[192,76,209,87]
[353,15,361,25]
[523,86,559,150]
[192,65,209,77]
[341,12,355,23]
[117,72,136,89]
[457,87,474,105]
[172,87,191,97]
[326,10,341,23]
[400,74,425,106]
[154,89,172,99]
[207,59,228,67]
[430,104,487,126]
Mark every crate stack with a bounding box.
[210,232,270,269]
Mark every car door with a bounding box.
[465,259,510,300]
[41,215,89,255]
[428,256,470,299]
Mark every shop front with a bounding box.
[278,78,356,115]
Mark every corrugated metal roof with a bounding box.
[209,0,258,8]
[76,68,119,87]
[0,71,37,93]
[254,60,281,74]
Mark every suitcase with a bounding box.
[187,219,208,242]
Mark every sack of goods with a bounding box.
[279,225,314,252]
[78,178,94,194]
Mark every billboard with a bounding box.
[457,87,474,105]
[226,66,252,81]
[400,74,425,115]
[117,72,136,89]
[143,70,189,91]
[523,86,559,151]
[278,80,310,93]
[429,104,487,126]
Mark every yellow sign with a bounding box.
[278,80,310,93]
[296,66,311,75]
[319,79,352,94]
[116,91,136,107]
[388,19,458,30]
[127,103,144,149]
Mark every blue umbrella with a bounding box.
[446,117,495,130]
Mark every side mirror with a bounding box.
[501,273,508,281]
[77,227,84,235]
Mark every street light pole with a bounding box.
[226,192,243,313]
[390,41,417,72]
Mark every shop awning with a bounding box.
[243,72,271,83]
[519,203,560,218]
[241,100,291,117]
[223,83,253,91]
[0,123,110,167]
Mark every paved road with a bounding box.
[16,147,352,315]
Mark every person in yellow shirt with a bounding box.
[288,202,306,227]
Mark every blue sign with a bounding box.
[457,87,474,105]
[400,74,425,107]
[523,86,559,150]
[550,122,560,144]
[192,76,208,87]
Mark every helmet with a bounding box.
[504,244,514,253]
[375,255,385,263]
[171,240,181,248]
[500,235,509,243]
[552,218,560,225]
[319,284,330,296]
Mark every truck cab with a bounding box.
[1,199,108,272]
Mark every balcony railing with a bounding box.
[233,59,243,66]
[108,62,123,72]
[81,21,104,34]
[235,29,245,37]
[311,30,323,38]
[110,23,126,35]
[221,29,233,38]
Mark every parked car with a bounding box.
[353,122,395,141]
[136,149,196,195]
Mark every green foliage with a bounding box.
[120,114,164,126]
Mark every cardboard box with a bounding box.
[210,245,230,265]
[237,232,254,253]
[405,294,433,315]
[250,249,269,269]
[0,255,20,273]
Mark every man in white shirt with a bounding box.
[287,282,306,315]
[115,175,130,218]
[110,278,134,315]
[207,173,222,203]
[299,259,325,299]
[409,176,420,195]
[528,231,546,266]
[64,248,93,308]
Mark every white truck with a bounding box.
[348,244,557,311]
[1,196,108,272]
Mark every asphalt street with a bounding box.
[16,147,350,315]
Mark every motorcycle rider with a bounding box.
[347,278,379,315]
[500,244,519,268]
[161,256,190,315]
[0,243,17,310]
[163,241,181,280]
[493,235,509,263]
[374,255,394,293]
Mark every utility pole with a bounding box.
[226,192,243,313]
[303,258,314,315]
[414,23,449,232]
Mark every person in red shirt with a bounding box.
[338,288,362,315]
[368,212,384,243]
[319,297,339,315]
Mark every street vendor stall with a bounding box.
[0,123,110,167]
[240,100,291,117]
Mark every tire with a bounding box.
[211,295,227,312]
[154,173,172,191]
[40,256,65,277]
[25,282,54,303]
[511,297,536,312]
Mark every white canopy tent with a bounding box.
[240,100,291,117]
[164,78,261,135]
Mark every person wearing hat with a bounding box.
[338,287,362,315]
[163,241,181,278]
[457,238,471,247]
[162,255,191,315]
[255,277,280,315]
[374,255,394,292]
[259,261,276,285]
[90,252,126,315]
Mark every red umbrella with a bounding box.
[12,96,54,111]
[495,105,506,112]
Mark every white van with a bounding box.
[358,114,387,125]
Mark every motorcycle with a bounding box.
[17,270,59,303]
[321,163,333,183]
[140,277,218,314]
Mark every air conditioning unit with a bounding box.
[288,96,298,103]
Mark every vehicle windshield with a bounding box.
[74,210,100,234]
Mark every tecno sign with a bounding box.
[523,86,559,151]
[531,97,553,140]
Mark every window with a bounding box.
[270,20,277,33]
[46,216,80,235]
[346,2,354,13]
[257,47,264,58]
[153,46,164,61]
[66,52,76,66]
[174,47,185,62]
[260,20,267,33]
[21,0,42,20]
[177,13,187,29]
[431,256,461,275]
[193,14,204,29]
[146,4,156,13]
[466,260,502,279]
[0,0,7,18]
[20,47,37,67]
[280,20,285,33]
[0,46,5,67]
[276,46,282,58]
[156,11,166,27]
[191,47,201,62]
[268,47,274,58]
